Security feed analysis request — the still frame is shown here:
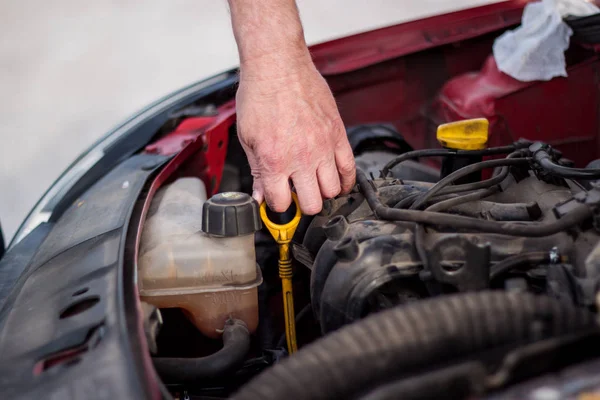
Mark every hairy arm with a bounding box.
[228,0,355,214]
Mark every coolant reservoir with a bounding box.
[138,177,262,338]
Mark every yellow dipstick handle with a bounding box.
[260,194,302,354]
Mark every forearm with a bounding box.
[229,0,355,214]
[228,0,313,80]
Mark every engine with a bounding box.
[146,123,600,400]
[234,133,600,399]
[298,153,600,334]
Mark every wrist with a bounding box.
[240,44,314,82]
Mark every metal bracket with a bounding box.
[428,236,491,291]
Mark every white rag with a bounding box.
[493,0,599,82]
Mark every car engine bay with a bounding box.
[5,6,600,397]
[140,120,600,400]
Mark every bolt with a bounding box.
[549,247,560,264]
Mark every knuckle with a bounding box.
[303,201,323,215]
[338,158,356,175]
[242,133,258,150]
[322,184,341,199]
[330,117,346,135]
[323,113,339,129]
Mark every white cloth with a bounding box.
[493,0,599,82]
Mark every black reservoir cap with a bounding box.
[202,192,262,237]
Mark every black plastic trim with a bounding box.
[0,153,167,399]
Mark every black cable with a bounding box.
[442,151,520,194]
[388,182,492,209]
[380,143,527,177]
[387,150,526,209]
[438,173,504,194]
[381,149,451,178]
[394,193,464,209]
[538,158,600,180]
[391,173,511,209]
[393,192,434,209]
[532,144,600,180]
[490,252,551,281]
[357,170,592,237]
[409,158,529,210]
[425,187,499,212]
[425,159,512,212]
[393,193,421,209]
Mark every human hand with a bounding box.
[235,57,356,215]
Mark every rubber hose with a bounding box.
[539,157,600,179]
[532,146,600,179]
[153,319,250,382]
[490,252,551,281]
[380,144,524,177]
[410,158,529,210]
[233,291,595,400]
[393,192,457,209]
[385,150,523,209]
[438,149,527,195]
[425,187,498,212]
[357,170,593,237]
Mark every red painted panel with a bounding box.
[310,1,529,75]
[436,55,600,167]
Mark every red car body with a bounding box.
[149,0,600,198]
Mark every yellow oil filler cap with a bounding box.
[436,118,489,151]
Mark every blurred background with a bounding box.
[0,0,499,241]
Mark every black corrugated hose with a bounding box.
[232,291,596,400]
[153,319,250,383]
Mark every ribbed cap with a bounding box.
[202,192,262,236]
[436,118,489,150]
